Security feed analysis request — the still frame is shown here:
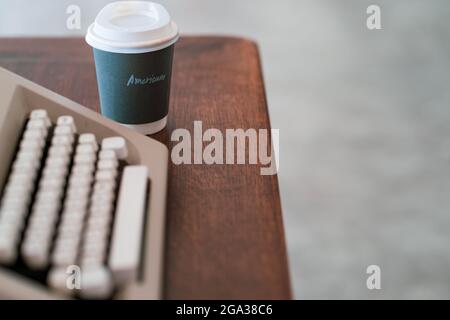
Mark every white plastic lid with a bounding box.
[86,1,179,54]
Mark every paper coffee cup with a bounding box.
[86,1,179,134]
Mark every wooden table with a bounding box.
[0,37,291,299]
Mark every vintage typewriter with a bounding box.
[0,67,168,299]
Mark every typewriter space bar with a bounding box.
[109,165,148,284]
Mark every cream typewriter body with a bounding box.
[0,67,168,299]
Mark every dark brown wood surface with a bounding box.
[0,37,291,299]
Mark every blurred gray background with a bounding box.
[1,0,450,299]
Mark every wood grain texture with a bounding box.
[0,37,291,299]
